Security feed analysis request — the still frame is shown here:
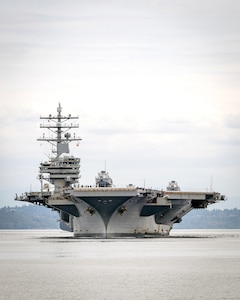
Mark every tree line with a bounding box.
[0,205,239,229]
[0,205,59,229]
[174,208,240,229]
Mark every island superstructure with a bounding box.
[16,104,225,237]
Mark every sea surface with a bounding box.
[0,229,240,300]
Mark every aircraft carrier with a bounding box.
[16,104,225,237]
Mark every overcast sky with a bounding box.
[1,0,240,209]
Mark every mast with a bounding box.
[37,103,81,158]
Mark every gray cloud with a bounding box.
[225,114,240,129]
[1,0,240,207]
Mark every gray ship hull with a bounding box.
[71,201,171,238]
[43,186,222,238]
[16,186,224,238]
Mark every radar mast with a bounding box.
[37,103,81,158]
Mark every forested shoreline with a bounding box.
[0,205,240,229]
[0,205,59,229]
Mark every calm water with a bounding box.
[0,229,240,300]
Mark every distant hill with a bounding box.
[173,208,240,229]
[0,205,59,229]
[0,205,240,229]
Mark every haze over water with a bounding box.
[0,229,239,300]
